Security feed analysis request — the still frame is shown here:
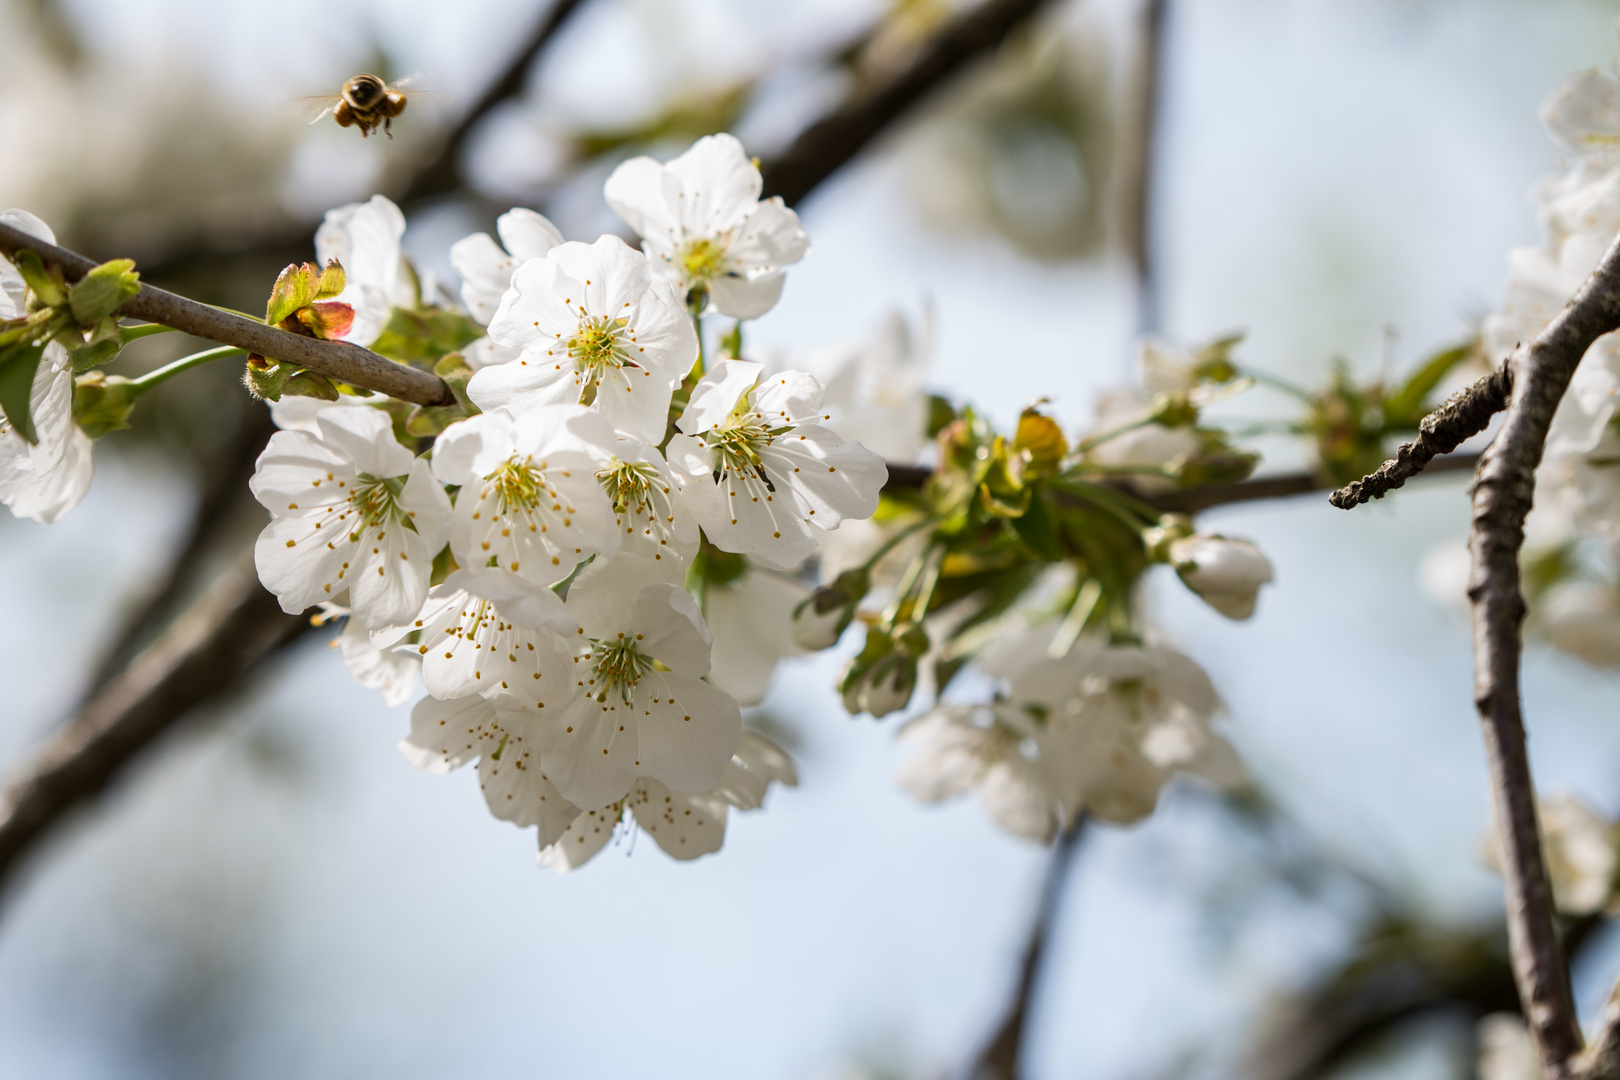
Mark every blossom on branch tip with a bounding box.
[250,404,450,626]
[474,236,696,444]
[667,359,887,571]
[604,132,809,318]
[494,555,742,810]
[430,405,621,591]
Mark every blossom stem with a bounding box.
[127,346,245,396]
[1238,366,1318,402]
[1050,478,1160,531]
[117,322,177,343]
[1073,413,1163,454]
[860,517,933,573]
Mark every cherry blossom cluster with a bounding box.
[1422,64,1620,669]
[0,132,1287,861]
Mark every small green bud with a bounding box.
[243,354,288,401]
[72,370,140,438]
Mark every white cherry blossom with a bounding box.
[596,436,699,570]
[1167,534,1274,620]
[703,569,807,706]
[494,556,741,810]
[897,706,1060,842]
[473,235,696,444]
[667,359,887,571]
[538,731,797,872]
[0,209,92,524]
[322,603,419,707]
[401,693,581,840]
[984,630,1243,826]
[431,405,620,590]
[314,194,413,347]
[267,389,386,433]
[799,309,933,464]
[251,403,451,626]
[604,132,809,318]
[450,208,565,324]
[1477,1015,1538,1080]
[397,571,573,701]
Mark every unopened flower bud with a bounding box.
[792,567,871,650]
[1141,513,1194,561]
[857,652,918,718]
[71,370,140,438]
[1168,534,1274,620]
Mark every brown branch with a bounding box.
[79,408,276,701]
[396,0,588,207]
[1329,365,1512,509]
[970,819,1087,1080]
[0,559,315,900]
[759,0,1055,207]
[1463,229,1620,1079]
[0,221,455,407]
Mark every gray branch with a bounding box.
[1463,228,1620,1078]
[0,220,455,407]
[0,560,313,900]
[1329,365,1512,509]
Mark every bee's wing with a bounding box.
[278,95,341,124]
[387,72,428,92]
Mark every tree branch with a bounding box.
[759,0,1055,207]
[0,559,314,900]
[0,221,455,407]
[970,819,1087,1080]
[79,408,276,701]
[396,0,588,207]
[1329,364,1512,509]
[1464,229,1620,1078]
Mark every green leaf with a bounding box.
[1383,338,1477,428]
[68,258,140,325]
[315,259,346,300]
[282,370,341,401]
[242,355,288,401]
[433,351,478,413]
[1009,492,1063,561]
[0,341,46,444]
[265,263,322,325]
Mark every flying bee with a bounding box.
[292,74,423,139]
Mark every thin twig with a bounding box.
[0,221,454,407]
[0,560,314,900]
[759,0,1055,207]
[1466,229,1620,1078]
[970,819,1087,1080]
[1329,364,1512,509]
[397,0,588,206]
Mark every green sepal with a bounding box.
[926,395,956,439]
[369,306,483,366]
[282,369,341,401]
[72,370,140,438]
[11,250,66,308]
[1010,492,1063,561]
[68,337,123,372]
[68,259,140,326]
[430,544,458,587]
[0,340,45,444]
